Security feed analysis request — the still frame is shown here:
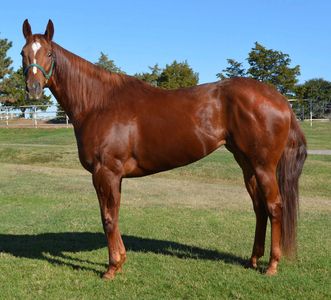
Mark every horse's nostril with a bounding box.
[32,82,41,91]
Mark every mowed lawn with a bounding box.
[0,122,330,299]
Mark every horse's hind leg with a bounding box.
[231,149,268,269]
[243,173,268,269]
[92,165,126,279]
[253,165,282,275]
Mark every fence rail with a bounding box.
[0,105,71,128]
[289,99,331,125]
[0,102,330,128]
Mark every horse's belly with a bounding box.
[134,127,225,174]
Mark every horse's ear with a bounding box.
[23,19,32,39]
[44,19,54,41]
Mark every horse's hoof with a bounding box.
[265,267,277,276]
[245,260,258,269]
[102,264,124,280]
[102,270,116,280]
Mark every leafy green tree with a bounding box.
[247,42,300,95]
[217,42,300,96]
[135,64,161,86]
[216,59,246,79]
[295,78,331,118]
[157,60,199,89]
[95,52,125,73]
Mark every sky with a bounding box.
[1,0,330,85]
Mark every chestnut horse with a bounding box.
[21,20,306,279]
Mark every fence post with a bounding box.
[6,108,9,128]
[309,99,313,127]
[33,107,38,128]
[66,114,69,128]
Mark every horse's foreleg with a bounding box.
[92,166,126,280]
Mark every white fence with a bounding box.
[0,102,329,129]
[0,105,71,128]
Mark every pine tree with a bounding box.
[95,52,125,73]
[135,64,161,86]
[0,36,13,103]
[216,59,246,79]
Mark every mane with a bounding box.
[51,41,148,116]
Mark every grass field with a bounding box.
[0,122,330,299]
[300,122,331,150]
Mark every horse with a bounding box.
[21,19,307,279]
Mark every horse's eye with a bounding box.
[47,51,52,57]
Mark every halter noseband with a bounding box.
[24,60,55,83]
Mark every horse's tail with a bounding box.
[277,111,307,257]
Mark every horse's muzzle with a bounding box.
[27,81,43,100]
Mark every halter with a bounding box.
[24,60,55,83]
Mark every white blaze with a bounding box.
[31,42,41,74]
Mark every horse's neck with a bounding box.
[49,43,117,127]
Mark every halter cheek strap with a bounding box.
[24,60,55,83]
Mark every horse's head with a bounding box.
[21,19,55,99]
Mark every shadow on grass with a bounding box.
[0,232,247,275]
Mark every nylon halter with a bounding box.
[24,60,55,84]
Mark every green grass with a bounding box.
[0,125,330,299]
[300,121,331,150]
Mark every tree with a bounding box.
[216,59,246,79]
[135,64,161,87]
[295,78,331,118]
[0,36,13,103]
[95,52,125,73]
[0,37,12,80]
[247,42,300,95]
[216,42,301,96]
[157,60,199,89]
